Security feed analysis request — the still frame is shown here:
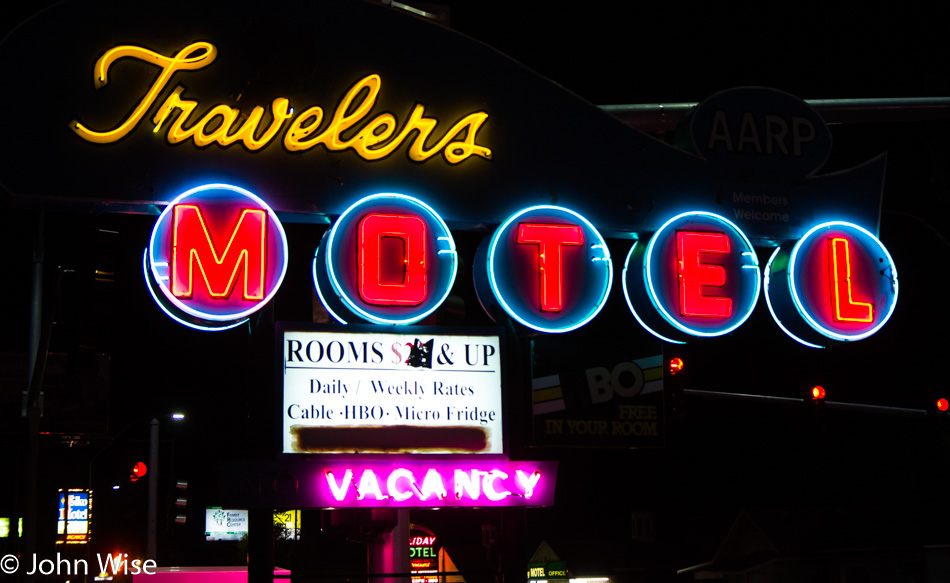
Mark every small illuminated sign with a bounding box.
[145,183,288,331]
[71,43,491,165]
[56,489,91,545]
[318,460,555,507]
[410,524,440,583]
[765,221,898,346]
[273,510,301,541]
[282,327,503,454]
[624,211,760,341]
[205,507,249,541]
[478,206,612,333]
[314,194,458,325]
[527,561,569,581]
[0,517,21,538]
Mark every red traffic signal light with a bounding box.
[937,398,949,412]
[669,357,685,374]
[130,462,147,481]
[811,386,826,400]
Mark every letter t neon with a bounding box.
[516,223,584,312]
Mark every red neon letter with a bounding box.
[828,237,873,322]
[676,231,732,318]
[358,214,427,306]
[170,204,267,300]
[516,223,584,312]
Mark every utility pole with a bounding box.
[21,212,46,583]
[147,418,159,561]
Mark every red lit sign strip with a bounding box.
[828,237,873,322]
[170,204,267,300]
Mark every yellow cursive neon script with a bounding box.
[71,42,492,164]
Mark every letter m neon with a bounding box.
[170,204,267,300]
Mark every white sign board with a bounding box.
[205,507,249,541]
[282,329,503,454]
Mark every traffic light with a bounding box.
[130,462,147,482]
[804,385,827,429]
[667,357,687,418]
[669,357,685,375]
[928,396,949,423]
[174,479,188,525]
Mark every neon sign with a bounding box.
[142,187,897,344]
[476,206,612,333]
[676,231,733,318]
[624,211,760,341]
[516,223,585,312]
[71,42,491,165]
[145,184,288,330]
[764,221,898,346]
[314,194,458,325]
[409,525,440,583]
[170,205,267,301]
[828,237,873,322]
[316,460,555,507]
[358,214,429,306]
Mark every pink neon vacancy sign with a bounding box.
[317,461,556,507]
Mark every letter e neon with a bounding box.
[676,231,732,318]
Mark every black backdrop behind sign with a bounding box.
[0,0,883,242]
